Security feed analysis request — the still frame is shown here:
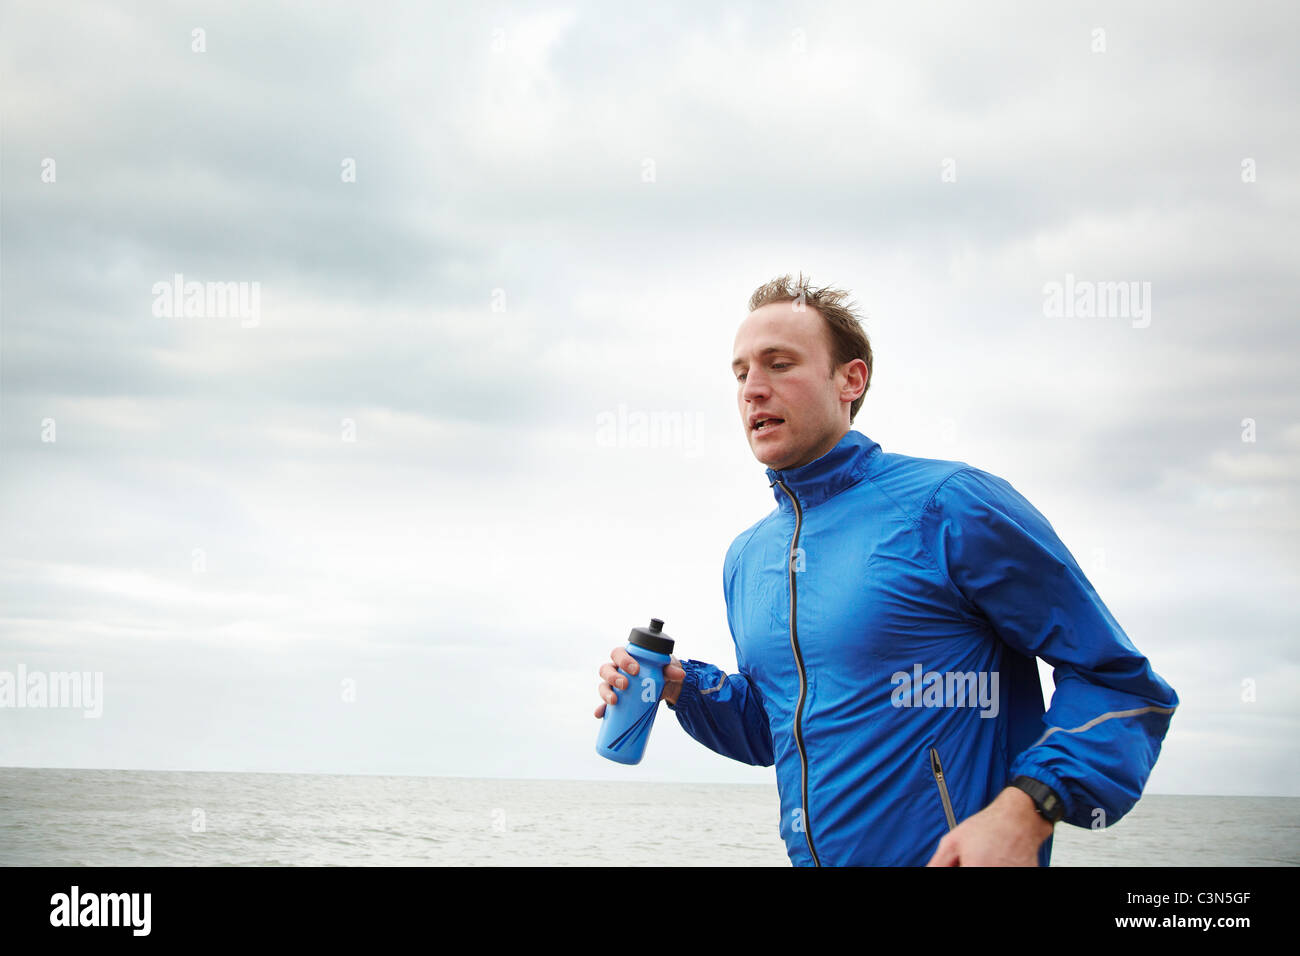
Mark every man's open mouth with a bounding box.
[754,418,785,432]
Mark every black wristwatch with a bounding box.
[1008,776,1065,824]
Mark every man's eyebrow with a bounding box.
[732,346,798,370]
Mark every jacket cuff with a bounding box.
[665,659,699,713]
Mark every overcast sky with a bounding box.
[1,0,1296,797]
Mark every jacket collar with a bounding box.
[766,428,880,512]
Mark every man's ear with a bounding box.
[840,359,868,401]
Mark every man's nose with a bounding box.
[742,369,770,402]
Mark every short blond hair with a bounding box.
[747,272,872,423]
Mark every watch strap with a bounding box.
[1009,775,1065,823]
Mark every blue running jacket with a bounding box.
[667,429,1178,866]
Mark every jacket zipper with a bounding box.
[773,478,820,867]
[930,746,957,831]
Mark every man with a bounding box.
[594,274,1178,866]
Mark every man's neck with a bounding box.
[783,425,851,471]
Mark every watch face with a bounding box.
[1039,793,1062,821]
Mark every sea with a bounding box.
[0,767,1295,866]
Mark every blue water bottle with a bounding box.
[596,618,675,765]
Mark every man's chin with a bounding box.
[750,440,790,470]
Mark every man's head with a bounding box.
[732,273,872,471]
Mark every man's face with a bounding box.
[733,301,863,471]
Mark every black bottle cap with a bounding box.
[628,617,674,655]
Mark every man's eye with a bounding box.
[737,363,789,382]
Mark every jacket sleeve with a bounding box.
[920,467,1179,829]
[666,659,775,767]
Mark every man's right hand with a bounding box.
[594,647,685,717]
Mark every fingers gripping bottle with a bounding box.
[596,618,675,765]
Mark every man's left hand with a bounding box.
[925,785,1054,866]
